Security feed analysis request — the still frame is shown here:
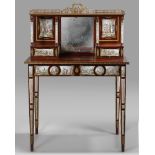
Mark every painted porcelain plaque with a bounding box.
[39,18,53,38]
[102,19,116,38]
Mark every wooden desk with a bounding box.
[25,56,129,152]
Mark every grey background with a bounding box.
[15,0,139,154]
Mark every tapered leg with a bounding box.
[120,66,126,152]
[115,76,120,135]
[28,65,35,151]
[34,76,39,134]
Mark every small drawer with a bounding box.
[34,65,120,76]
[31,45,59,57]
[80,65,120,76]
[100,49,120,56]
[96,48,122,57]
[34,48,55,56]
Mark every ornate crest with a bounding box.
[62,3,89,14]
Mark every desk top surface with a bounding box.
[24,56,129,65]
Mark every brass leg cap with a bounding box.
[116,128,118,135]
[35,128,38,134]
[121,144,125,152]
[30,144,34,151]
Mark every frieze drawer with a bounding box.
[35,65,120,76]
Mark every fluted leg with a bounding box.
[34,76,39,134]
[115,76,121,134]
[120,66,126,152]
[28,65,35,151]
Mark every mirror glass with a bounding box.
[61,17,94,53]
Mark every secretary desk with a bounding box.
[24,3,129,152]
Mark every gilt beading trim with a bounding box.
[30,3,124,15]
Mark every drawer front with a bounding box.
[34,65,120,76]
[35,66,74,76]
[80,66,120,76]
[34,48,54,56]
[96,48,122,57]
[100,49,120,56]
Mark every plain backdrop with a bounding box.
[15,0,139,154]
